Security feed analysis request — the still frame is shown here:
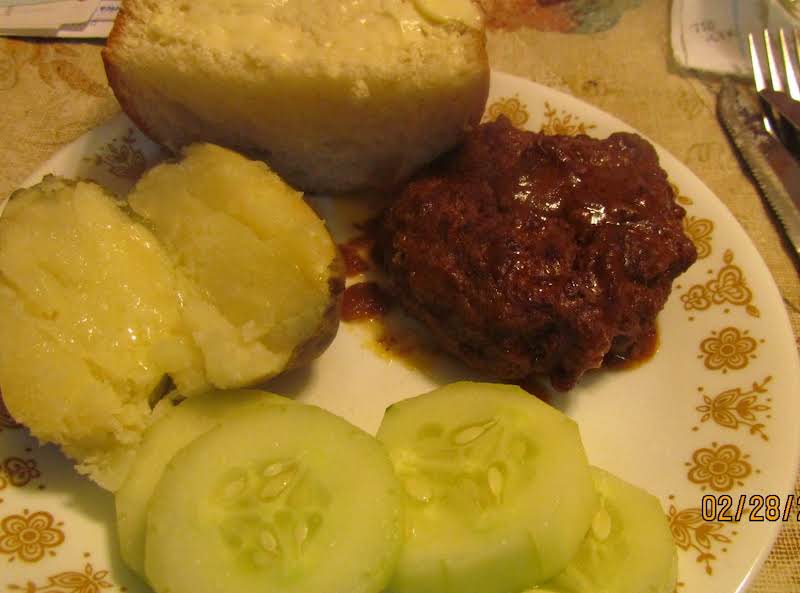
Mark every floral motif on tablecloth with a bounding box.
[681,251,759,318]
[693,377,772,441]
[698,327,760,373]
[0,39,108,97]
[686,443,753,492]
[84,128,147,180]
[7,563,117,593]
[476,0,643,33]
[682,216,713,259]
[668,499,735,576]
[539,101,595,136]
[0,510,64,563]
[483,95,530,127]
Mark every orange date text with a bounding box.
[701,494,798,522]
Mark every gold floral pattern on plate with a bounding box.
[681,250,759,318]
[682,216,714,259]
[668,499,735,575]
[0,510,65,563]
[7,563,116,593]
[539,101,596,136]
[686,442,754,492]
[83,129,147,180]
[698,327,760,373]
[693,377,772,441]
[483,95,530,127]
[0,457,41,491]
[670,181,694,207]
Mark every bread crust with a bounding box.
[103,1,156,147]
[102,0,491,194]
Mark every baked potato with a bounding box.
[0,145,343,490]
[128,143,344,392]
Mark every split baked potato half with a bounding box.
[0,144,343,490]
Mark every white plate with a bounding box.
[1,71,798,593]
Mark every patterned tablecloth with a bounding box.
[0,0,797,590]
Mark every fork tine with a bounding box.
[764,30,785,92]
[749,32,767,92]
[779,29,800,99]
[795,29,800,64]
[749,31,782,139]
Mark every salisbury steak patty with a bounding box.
[380,116,697,390]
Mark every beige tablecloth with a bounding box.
[0,0,798,590]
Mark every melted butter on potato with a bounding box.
[0,177,183,489]
[128,144,337,372]
[0,146,342,490]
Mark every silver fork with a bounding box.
[748,29,800,154]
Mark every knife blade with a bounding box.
[759,90,800,133]
[758,89,800,156]
[718,78,800,265]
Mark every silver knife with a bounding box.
[718,78,800,265]
[759,90,800,133]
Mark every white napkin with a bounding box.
[671,0,798,77]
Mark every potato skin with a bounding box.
[284,252,345,372]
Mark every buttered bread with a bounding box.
[103,0,489,193]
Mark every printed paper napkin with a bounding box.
[671,0,798,77]
[0,0,119,38]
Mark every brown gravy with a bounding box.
[341,281,393,322]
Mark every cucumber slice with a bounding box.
[376,381,598,593]
[145,401,404,593]
[115,389,288,578]
[541,467,678,593]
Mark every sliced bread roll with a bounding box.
[102,0,489,194]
